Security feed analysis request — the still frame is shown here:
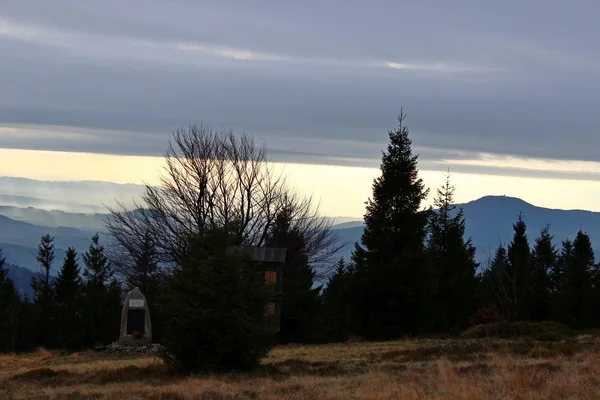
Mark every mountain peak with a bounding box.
[467,195,534,207]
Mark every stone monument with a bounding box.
[119,287,152,346]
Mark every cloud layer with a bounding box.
[2,0,600,171]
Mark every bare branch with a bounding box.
[103,122,341,280]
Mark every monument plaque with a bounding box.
[119,287,152,346]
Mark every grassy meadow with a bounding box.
[3,333,600,399]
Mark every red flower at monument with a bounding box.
[132,330,143,339]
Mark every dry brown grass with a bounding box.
[3,336,600,399]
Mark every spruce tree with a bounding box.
[550,239,572,320]
[31,234,58,348]
[506,214,532,320]
[486,245,511,320]
[0,248,20,352]
[55,248,82,305]
[32,234,55,303]
[54,247,84,349]
[0,248,6,278]
[426,172,478,331]
[125,232,161,297]
[320,258,350,342]
[557,230,595,328]
[351,111,432,338]
[159,226,274,373]
[82,233,122,346]
[83,233,112,286]
[359,111,430,262]
[529,225,556,321]
[15,295,37,352]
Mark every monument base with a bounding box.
[101,341,165,356]
[118,335,151,347]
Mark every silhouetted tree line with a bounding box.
[0,233,122,352]
[1,117,600,371]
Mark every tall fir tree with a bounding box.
[159,226,274,373]
[54,247,85,349]
[506,214,532,320]
[556,230,595,329]
[125,231,161,297]
[15,294,37,352]
[82,233,122,346]
[551,239,572,294]
[320,258,351,342]
[31,234,58,348]
[0,248,20,352]
[485,245,512,320]
[350,111,433,338]
[426,171,478,331]
[529,225,556,321]
[32,234,55,303]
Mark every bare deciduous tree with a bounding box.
[104,123,341,279]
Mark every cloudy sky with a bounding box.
[2,0,600,217]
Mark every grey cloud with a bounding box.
[2,0,600,171]
[3,0,598,70]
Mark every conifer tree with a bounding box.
[266,206,320,343]
[159,226,274,373]
[350,111,433,338]
[426,172,478,331]
[529,225,556,321]
[83,233,112,286]
[552,239,572,292]
[0,248,20,352]
[54,247,84,349]
[125,232,161,296]
[55,247,82,305]
[506,214,532,320]
[82,233,122,346]
[486,245,512,320]
[550,239,571,320]
[320,258,350,341]
[32,234,55,303]
[556,230,595,328]
[31,234,58,348]
[15,295,37,352]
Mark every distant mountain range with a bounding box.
[0,205,107,231]
[332,195,600,266]
[0,176,145,213]
[5,263,48,299]
[3,191,600,296]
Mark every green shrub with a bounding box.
[462,321,573,341]
[158,227,275,374]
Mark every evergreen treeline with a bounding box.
[1,116,600,368]
[0,234,121,352]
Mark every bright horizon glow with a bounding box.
[3,148,600,217]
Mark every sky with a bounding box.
[2,1,600,217]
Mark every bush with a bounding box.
[470,307,502,326]
[462,321,573,341]
[158,227,275,373]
